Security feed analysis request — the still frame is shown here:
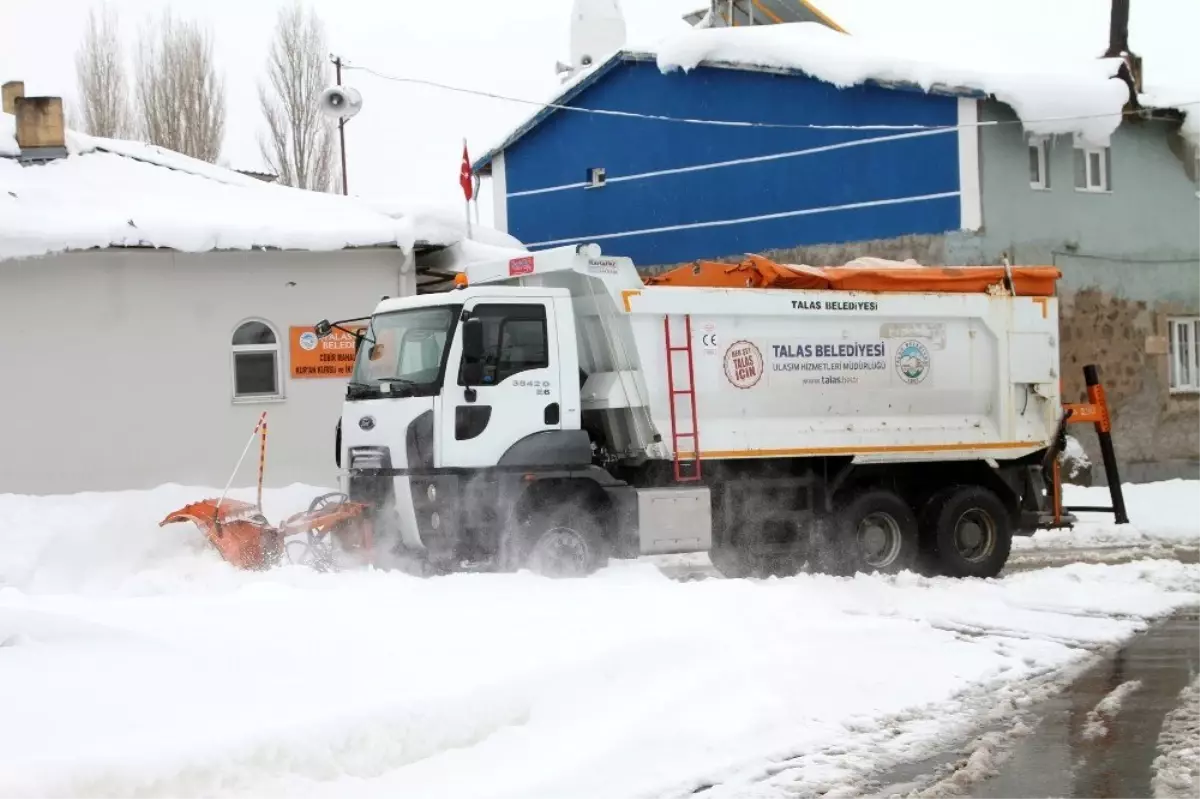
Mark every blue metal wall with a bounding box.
[502,59,963,265]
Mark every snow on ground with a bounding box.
[0,483,334,597]
[1081,679,1143,740]
[0,481,1197,798]
[1014,479,1200,552]
[1152,676,1200,799]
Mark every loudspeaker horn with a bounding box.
[319,85,363,120]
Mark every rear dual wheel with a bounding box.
[711,484,1013,580]
[710,490,923,579]
[826,489,921,576]
[920,485,1012,579]
[833,485,1011,578]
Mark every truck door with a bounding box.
[438,298,563,468]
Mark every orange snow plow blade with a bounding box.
[160,498,282,570]
[160,495,373,571]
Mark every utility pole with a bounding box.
[333,55,348,195]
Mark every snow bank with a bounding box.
[0,114,521,264]
[0,556,1194,798]
[0,483,334,596]
[0,483,1198,797]
[655,22,1130,145]
[3,478,1196,597]
[1152,676,1200,799]
[1014,479,1200,552]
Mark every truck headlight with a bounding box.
[430,511,441,530]
[427,483,437,503]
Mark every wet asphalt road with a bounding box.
[653,545,1200,583]
[968,611,1199,798]
[862,610,1200,799]
[653,547,1199,798]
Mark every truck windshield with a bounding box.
[349,306,457,395]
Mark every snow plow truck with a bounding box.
[312,243,1087,580]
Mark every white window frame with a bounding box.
[1028,135,1050,190]
[1074,142,1111,193]
[230,318,285,403]
[1168,317,1200,394]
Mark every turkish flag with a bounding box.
[459,141,473,202]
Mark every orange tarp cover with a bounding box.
[644,255,1060,297]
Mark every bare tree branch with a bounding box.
[134,10,226,162]
[258,1,337,192]
[74,2,133,139]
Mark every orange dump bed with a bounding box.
[643,255,1060,297]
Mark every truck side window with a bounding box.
[459,303,549,386]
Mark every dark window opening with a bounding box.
[460,303,549,386]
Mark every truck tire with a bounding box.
[929,485,1012,579]
[915,486,961,577]
[507,505,609,579]
[832,489,920,575]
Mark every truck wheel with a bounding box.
[930,486,1012,579]
[834,489,920,575]
[915,486,961,577]
[512,506,609,578]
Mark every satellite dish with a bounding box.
[319,86,363,121]
[566,0,627,76]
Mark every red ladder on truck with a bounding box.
[663,315,702,482]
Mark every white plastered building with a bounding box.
[0,85,523,494]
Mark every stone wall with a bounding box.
[1061,287,1200,484]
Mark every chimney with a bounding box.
[15,95,66,150]
[1105,0,1129,56]
[1104,0,1143,95]
[2,80,24,114]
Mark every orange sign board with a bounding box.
[289,325,365,379]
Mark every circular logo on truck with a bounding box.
[299,331,318,351]
[895,340,931,384]
[723,340,763,389]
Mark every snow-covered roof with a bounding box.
[657,23,1131,144]
[795,0,1199,146]
[0,113,522,264]
[473,21,1197,173]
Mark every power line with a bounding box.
[344,62,1199,136]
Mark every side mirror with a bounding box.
[334,417,342,469]
[461,316,485,386]
[314,320,333,339]
[462,316,484,361]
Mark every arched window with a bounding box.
[231,320,282,400]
